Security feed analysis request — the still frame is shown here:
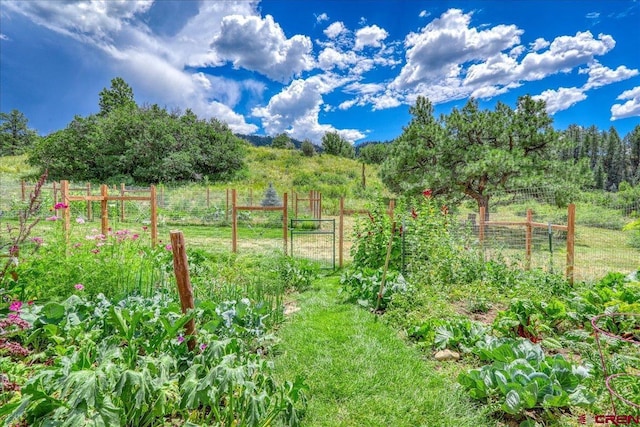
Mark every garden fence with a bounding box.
[1,179,637,281]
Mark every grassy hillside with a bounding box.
[236,146,387,199]
[0,148,387,199]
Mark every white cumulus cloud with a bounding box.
[354,24,388,50]
[611,86,640,120]
[533,87,588,114]
[324,21,347,39]
[210,14,314,83]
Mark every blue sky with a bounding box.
[1,0,639,144]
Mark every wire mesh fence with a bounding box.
[454,187,639,282]
[1,178,637,280]
[289,219,335,269]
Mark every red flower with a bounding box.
[411,208,418,219]
[422,189,432,198]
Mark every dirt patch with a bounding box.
[452,301,505,325]
[284,301,300,316]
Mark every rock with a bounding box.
[434,349,460,361]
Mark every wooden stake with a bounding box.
[21,180,26,202]
[376,221,396,312]
[566,203,575,285]
[170,231,196,351]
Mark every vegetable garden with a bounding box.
[1,167,639,426]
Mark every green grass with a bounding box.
[273,275,496,427]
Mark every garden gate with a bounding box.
[290,219,335,269]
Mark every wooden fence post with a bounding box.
[151,185,158,247]
[53,182,59,216]
[86,183,92,221]
[231,189,237,252]
[170,231,196,351]
[566,203,575,284]
[339,197,344,268]
[283,193,288,255]
[525,209,532,270]
[21,180,26,202]
[61,180,70,245]
[100,184,109,236]
[318,191,322,220]
[120,183,126,222]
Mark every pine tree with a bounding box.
[261,183,282,206]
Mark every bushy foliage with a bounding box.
[29,79,246,184]
[300,139,316,157]
[357,141,389,164]
[321,131,354,158]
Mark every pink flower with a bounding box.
[46,216,58,221]
[54,203,68,209]
[199,343,207,351]
[32,237,44,245]
[73,243,82,248]
[176,335,185,344]
[131,234,139,240]
[165,244,172,251]
[9,301,22,312]
[74,284,84,291]
[76,217,85,224]
[142,226,148,231]
[91,249,100,254]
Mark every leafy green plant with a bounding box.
[339,268,411,310]
[0,292,306,426]
[459,337,595,423]
[410,317,489,353]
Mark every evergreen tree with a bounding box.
[0,109,39,155]
[603,127,624,190]
[626,125,640,184]
[98,77,136,116]
[261,183,282,206]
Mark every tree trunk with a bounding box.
[465,189,490,221]
[478,196,490,221]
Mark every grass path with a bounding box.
[273,275,495,427]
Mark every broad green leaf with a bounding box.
[568,385,596,406]
[503,389,523,414]
[542,391,570,408]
